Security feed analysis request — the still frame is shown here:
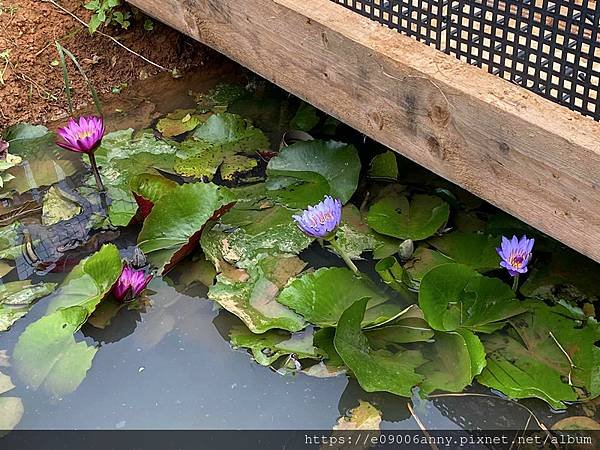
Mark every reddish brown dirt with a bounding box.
[0,0,213,129]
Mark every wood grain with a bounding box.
[130,0,600,262]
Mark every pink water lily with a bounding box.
[56,115,106,191]
[112,266,153,302]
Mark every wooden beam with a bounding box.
[130,0,600,262]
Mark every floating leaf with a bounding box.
[278,267,409,328]
[0,390,23,436]
[220,155,258,181]
[368,194,449,241]
[45,244,123,314]
[138,183,235,273]
[334,298,425,397]
[368,151,398,180]
[366,317,434,348]
[289,103,320,132]
[201,204,312,266]
[42,186,82,226]
[209,255,307,333]
[156,110,204,137]
[428,232,501,272]
[403,247,452,285]
[333,400,382,430]
[477,302,600,409]
[13,306,97,397]
[230,325,321,366]
[419,263,524,333]
[417,329,485,394]
[130,173,178,204]
[335,205,399,260]
[267,140,361,205]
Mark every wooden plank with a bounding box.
[130,0,600,262]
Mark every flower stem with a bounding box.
[329,238,359,274]
[512,274,520,292]
[88,152,105,192]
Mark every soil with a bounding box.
[0,0,215,129]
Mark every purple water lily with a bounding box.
[497,235,534,277]
[293,195,342,239]
[57,116,106,191]
[57,116,105,154]
[112,265,153,302]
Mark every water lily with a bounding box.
[112,265,153,302]
[497,235,534,291]
[293,195,342,239]
[293,196,359,273]
[56,116,106,191]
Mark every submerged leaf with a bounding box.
[333,400,382,430]
[13,306,97,397]
[42,186,82,226]
[138,183,234,273]
[367,194,449,241]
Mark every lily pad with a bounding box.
[201,204,312,266]
[419,263,525,333]
[403,247,453,285]
[266,140,361,205]
[138,183,235,273]
[477,302,600,409]
[156,110,204,137]
[289,103,320,132]
[208,255,307,333]
[191,112,269,153]
[367,194,449,241]
[277,267,409,328]
[368,151,398,180]
[229,325,321,366]
[45,244,123,314]
[220,155,258,181]
[428,232,501,272]
[13,306,97,397]
[334,298,425,397]
[366,317,434,348]
[130,173,178,204]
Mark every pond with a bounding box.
[0,66,599,445]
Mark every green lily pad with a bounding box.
[266,140,361,205]
[156,110,204,137]
[417,329,485,395]
[289,103,320,132]
[428,232,501,272]
[334,298,426,397]
[313,327,345,368]
[277,267,409,328]
[419,263,525,333]
[13,306,97,397]
[191,112,269,153]
[366,317,434,348]
[201,204,312,266]
[367,194,449,241]
[138,183,235,273]
[375,256,417,294]
[368,151,398,180]
[403,247,453,285]
[335,205,400,260]
[208,255,307,333]
[477,302,600,409]
[220,155,258,181]
[130,173,178,203]
[229,325,322,366]
[45,244,123,314]
[0,222,22,260]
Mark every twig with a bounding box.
[41,0,170,72]
[407,402,439,450]
[549,331,576,386]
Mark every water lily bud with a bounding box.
[398,239,414,260]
